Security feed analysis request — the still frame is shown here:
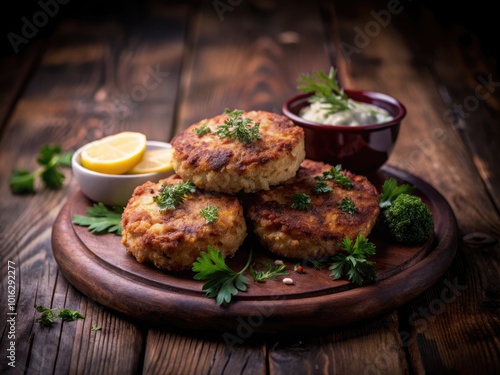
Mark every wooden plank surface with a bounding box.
[0,0,499,374]
[331,0,500,373]
[0,2,189,374]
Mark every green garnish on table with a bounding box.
[9,145,73,194]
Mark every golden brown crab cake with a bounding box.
[121,174,247,271]
[170,110,305,194]
[244,160,380,260]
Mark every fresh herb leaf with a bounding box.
[91,325,102,331]
[72,203,124,235]
[312,180,332,194]
[315,165,353,190]
[337,197,356,214]
[195,122,211,137]
[329,234,376,285]
[34,305,59,327]
[192,246,251,305]
[201,204,219,224]
[379,177,416,208]
[58,308,86,321]
[9,169,36,194]
[291,193,311,211]
[250,261,288,283]
[213,109,260,144]
[297,66,351,115]
[305,257,331,270]
[153,180,196,211]
[9,145,73,194]
[34,305,85,327]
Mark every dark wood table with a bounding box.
[1,1,499,374]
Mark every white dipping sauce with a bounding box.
[300,100,393,126]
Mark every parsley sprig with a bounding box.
[201,204,219,224]
[329,234,376,285]
[297,66,351,115]
[250,261,288,283]
[72,203,124,235]
[337,197,356,214]
[312,180,332,194]
[195,122,211,137]
[9,145,73,194]
[213,109,260,144]
[192,246,252,305]
[379,177,416,208]
[314,164,354,190]
[153,180,196,211]
[35,305,85,327]
[291,193,311,210]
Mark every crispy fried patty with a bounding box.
[121,174,247,271]
[245,160,380,259]
[171,110,305,194]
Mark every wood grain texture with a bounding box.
[330,0,500,373]
[0,2,189,374]
[269,311,409,375]
[143,330,266,375]
[175,0,331,133]
[1,0,499,373]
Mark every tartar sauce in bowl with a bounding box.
[300,100,393,126]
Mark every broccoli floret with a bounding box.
[383,193,433,245]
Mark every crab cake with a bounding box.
[245,160,380,260]
[121,174,247,271]
[171,110,305,194]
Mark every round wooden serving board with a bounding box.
[52,165,458,333]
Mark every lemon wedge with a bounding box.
[128,147,174,174]
[80,131,147,174]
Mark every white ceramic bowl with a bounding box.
[72,140,174,207]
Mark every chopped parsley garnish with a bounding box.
[153,180,196,211]
[337,197,356,214]
[379,177,415,208]
[312,180,332,194]
[72,203,124,235]
[213,109,260,144]
[315,164,353,190]
[297,66,351,115]
[291,193,311,211]
[9,145,73,194]
[195,122,211,137]
[329,234,376,285]
[192,246,251,305]
[250,261,288,283]
[35,305,85,327]
[201,204,219,224]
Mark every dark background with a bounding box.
[1,0,498,67]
